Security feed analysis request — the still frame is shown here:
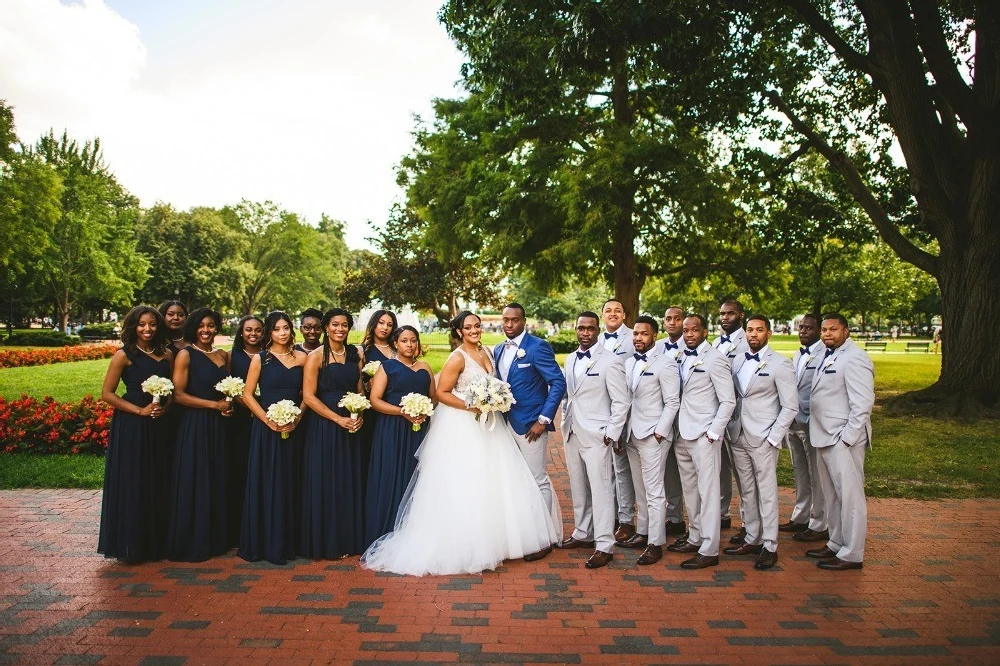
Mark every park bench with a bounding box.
[905,341,930,353]
[864,341,888,352]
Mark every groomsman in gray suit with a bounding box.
[723,315,798,569]
[600,298,638,543]
[806,313,874,571]
[660,306,687,537]
[560,311,630,569]
[666,315,736,569]
[712,299,749,543]
[782,314,829,543]
[620,316,680,565]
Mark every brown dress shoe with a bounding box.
[523,545,553,562]
[779,520,809,533]
[729,527,747,545]
[724,542,763,556]
[637,544,662,565]
[806,546,838,559]
[793,528,830,542]
[617,533,648,549]
[818,557,862,571]
[559,536,595,549]
[754,549,778,570]
[665,520,687,536]
[680,554,719,569]
[666,540,699,553]
[614,523,636,542]
[585,550,613,569]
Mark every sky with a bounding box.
[0,0,467,249]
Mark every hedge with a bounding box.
[0,344,119,369]
[0,395,112,455]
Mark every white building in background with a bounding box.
[356,305,421,332]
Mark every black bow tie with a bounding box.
[576,350,591,360]
[824,347,836,358]
[800,346,811,355]
[684,349,698,357]
[745,352,760,362]
[664,341,678,350]
[719,335,731,344]
[603,331,618,339]
[633,353,647,362]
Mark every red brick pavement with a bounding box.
[1,441,998,665]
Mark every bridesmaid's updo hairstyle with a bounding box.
[232,315,264,354]
[362,309,398,350]
[262,310,296,364]
[182,307,223,343]
[390,325,423,357]
[120,305,168,357]
[449,310,480,342]
[157,300,188,322]
[320,307,360,368]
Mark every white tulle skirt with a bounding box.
[361,403,562,576]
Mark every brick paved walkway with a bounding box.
[1,443,998,665]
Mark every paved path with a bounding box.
[1,446,998,665]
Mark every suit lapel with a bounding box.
[744,348,769,395]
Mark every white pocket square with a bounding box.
[516,363,531,368]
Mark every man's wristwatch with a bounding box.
[537,415,552,425]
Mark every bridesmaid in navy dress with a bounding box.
[294,308,323,354]
[158,299,188,513]
[167,308,232,561]
[359,309,397,496]
[364,325,436,548]
[98,306,173,563]
[238,311,308,564]
[300,308,365,558]
[227,315,263,546]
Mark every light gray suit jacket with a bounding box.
[791,339,825,425]
[808,338,875,449]
[624,349,680,440]
[561,344,629,447]
[676,342,737,441]
[603,325,635,358]
[726,347,799,447]
[712,328,749,366]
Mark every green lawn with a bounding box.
[0,455,106,489]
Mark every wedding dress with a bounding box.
[361,347,562,576]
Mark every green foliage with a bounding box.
[2,332,81,347]
[544,329,579,354]
[0,454,105,489]
[506,273,607,325]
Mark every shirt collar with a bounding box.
[506,330,527,348]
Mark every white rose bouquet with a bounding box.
[214,376,246,402]
[464,375,516,431]
[266,399,301,439]
[362,360,382,377]
[399,392,434,431]
[141,375,174,404]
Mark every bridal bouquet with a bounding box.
[464,376,516,430]
[399,392,434,431]
[361,360,382,377]
[214,376,246,402]
[141,375,174,404]
[266,400,301,439]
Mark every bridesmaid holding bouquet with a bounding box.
[238,311,307,564]
[359,309,397,494]
[98,306,174,563]
[227,315,263,546]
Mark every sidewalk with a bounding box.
[0,442,997,665]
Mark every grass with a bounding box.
[1,333,995,498]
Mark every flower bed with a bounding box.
[0,344,119,369]
[0,395,112,455]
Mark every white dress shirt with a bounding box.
[498,330,526,381]
[737,345,767,394]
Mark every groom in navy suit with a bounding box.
[495,303,567,559]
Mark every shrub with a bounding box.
[77,323,119,338]
[0,344,119,369]
[0,394,112,455]
[546,329,580,353]
[4,332,82,347]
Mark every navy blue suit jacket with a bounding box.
[493,333,567,436]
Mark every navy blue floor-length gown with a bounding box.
[226,349,254,546]
[299,359,364,558]
[98,348,171,562]
[359,345,391,498]
[167,347,229,561]
[363,359,432,548]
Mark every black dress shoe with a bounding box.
[523,545,552,562]
[723,542,763,556]
[614,523,636,542]
[779,520,808,533]
[617,533,648,549]
[817,557,862,571]
[793,528,830,542]
[559,536,595,549]
[720,517,732,529]
[636,544,662,565]
[585,550,613,569]
[754,549,778,570]
[666,540,699,553]
[680,554,719,569]
[806,546,838,559]
[665,520,687,536]
[729,527,747,545]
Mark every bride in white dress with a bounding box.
[361,311,562,576]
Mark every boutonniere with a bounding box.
[723,342,735,355]
[757,360,768,372]
[637,362,648,375]
[692,359,704,369]
[516,348,526,359]
[587,359,596,370]
[823,357,836,370]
